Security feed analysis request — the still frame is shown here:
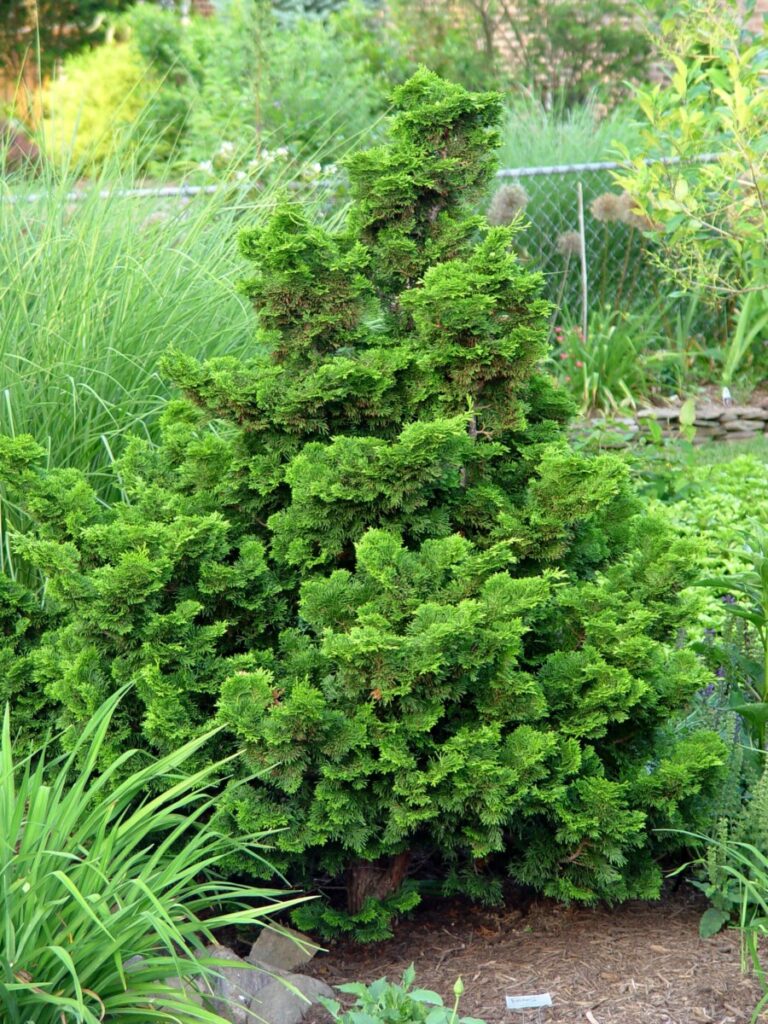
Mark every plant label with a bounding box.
[505,993,553,1010]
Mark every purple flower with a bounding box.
[722,594,736,604]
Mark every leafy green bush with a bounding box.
[1,70,726,939]
[384,0,503,93]
[42,41,157,170]
[502,0,652,108]
[687,776,768,934]
[388,0,652,107]
[695,525,768,750]
[41,2,387,173]
[320,967,483,1024]
[181,2,387,164]
[0,688,300,1024]
[634,448,768,943]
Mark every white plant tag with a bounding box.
[505,993,553,1011]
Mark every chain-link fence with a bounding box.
[492,156,724,337]
[5,155,725,340]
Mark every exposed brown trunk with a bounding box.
[346,851,412,915]
[459,414,478,488]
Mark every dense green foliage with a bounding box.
[439,0,652,108]
[1,71,726,939]
[0,689,297,1023]
[131,1,387,165]
[652,453,768,616]
[37,0,652,173]
[631,443,768,941]
[39,2,389,172]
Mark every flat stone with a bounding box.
[729,405,768,419]
[252,974,334,1024]
[637,407,680,420]
[692,405,723,421]
[249,926,320,972]
[724,419,766,431]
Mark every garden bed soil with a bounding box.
[302,891,764,1024]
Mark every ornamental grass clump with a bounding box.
[0,70,726,940]
[0,688,302,1023]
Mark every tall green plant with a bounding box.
[680,831,768,1021]
[0,688,303,1024]
[616,0,768,384]
[1,70,726,940]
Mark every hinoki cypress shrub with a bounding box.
[1,71,725,939]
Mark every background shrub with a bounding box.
[42,41,155,170]
[182,2,388,163]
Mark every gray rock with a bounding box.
[724,430,758,441]
[127,944,333,1023]
[251,973,334,1024]
[200,944,278,1024]
[249,926,320,972]
[172,942,333,1024]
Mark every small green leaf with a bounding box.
[339,983,371,998]
[679,397,696,428]
[411,989,443,1004]
[699,907,730,938]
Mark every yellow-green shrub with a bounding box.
[42,41,154,170]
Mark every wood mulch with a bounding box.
[303,890,766,1024]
